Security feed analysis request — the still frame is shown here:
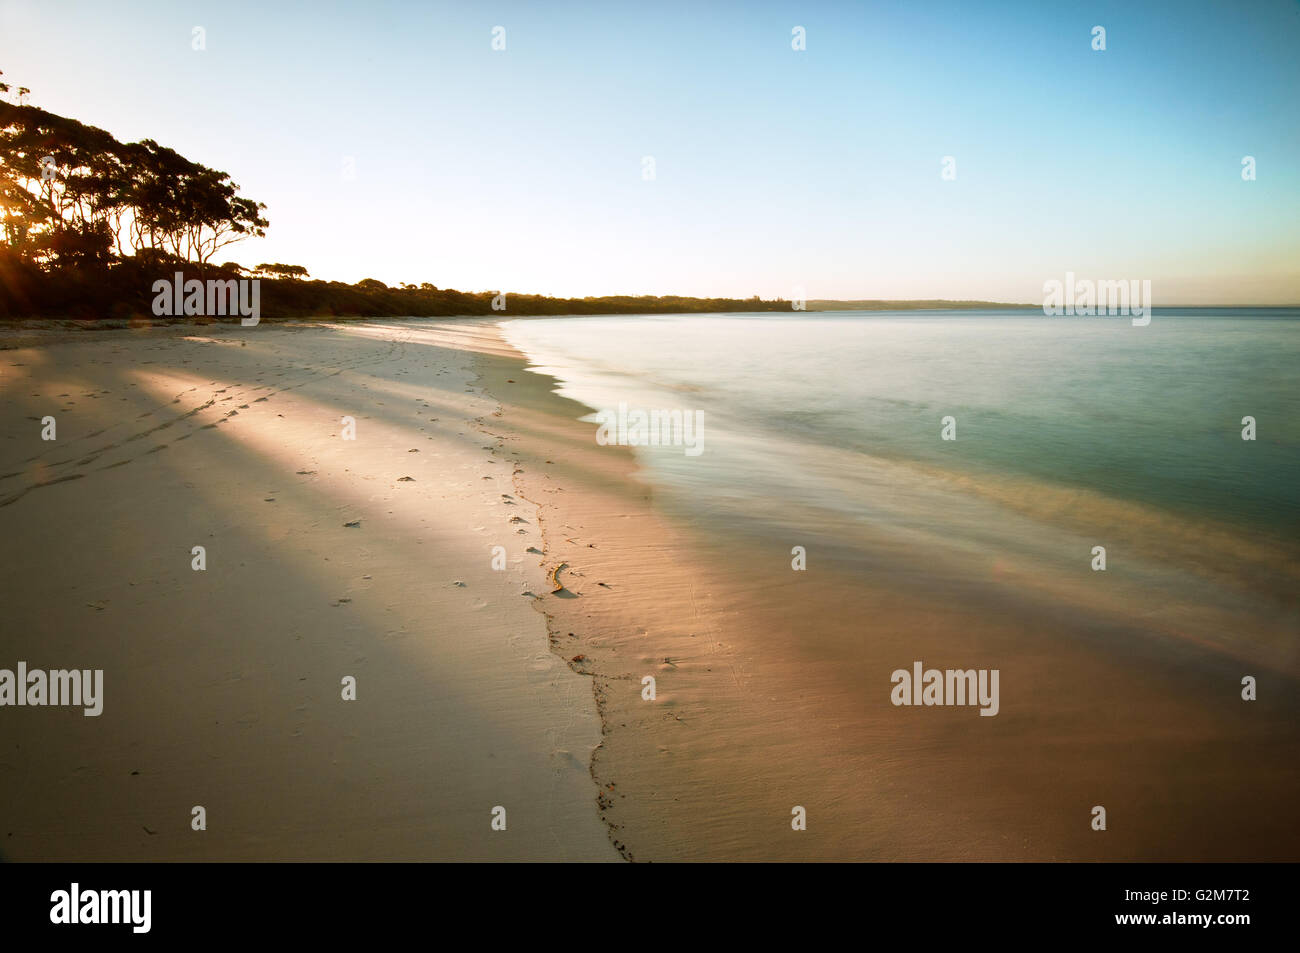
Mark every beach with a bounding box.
[0,318,614,861]
[2,315,1297,862]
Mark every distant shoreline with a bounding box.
[5,305,1299,350]
[3,301,1297,329]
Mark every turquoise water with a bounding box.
[502,310,1300,545]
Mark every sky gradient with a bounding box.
[2,0,1298,303]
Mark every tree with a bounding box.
[125,139,268,271]
[0,78,268,272]
[254,263,309,280]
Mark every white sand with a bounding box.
[0,319,617,861]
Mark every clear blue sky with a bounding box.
[3,0,1297,302]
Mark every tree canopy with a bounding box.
[255,263,310,280]
[0,79,267,272]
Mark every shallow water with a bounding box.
[503,310,1300,674]
[504,310,1298,532]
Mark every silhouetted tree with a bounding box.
[255,263,309,280]
[0,77,267,273]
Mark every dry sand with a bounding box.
[0,318,616,861]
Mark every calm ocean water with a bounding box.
[503,310,1299,548]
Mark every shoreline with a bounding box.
[482,318,1300,862]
